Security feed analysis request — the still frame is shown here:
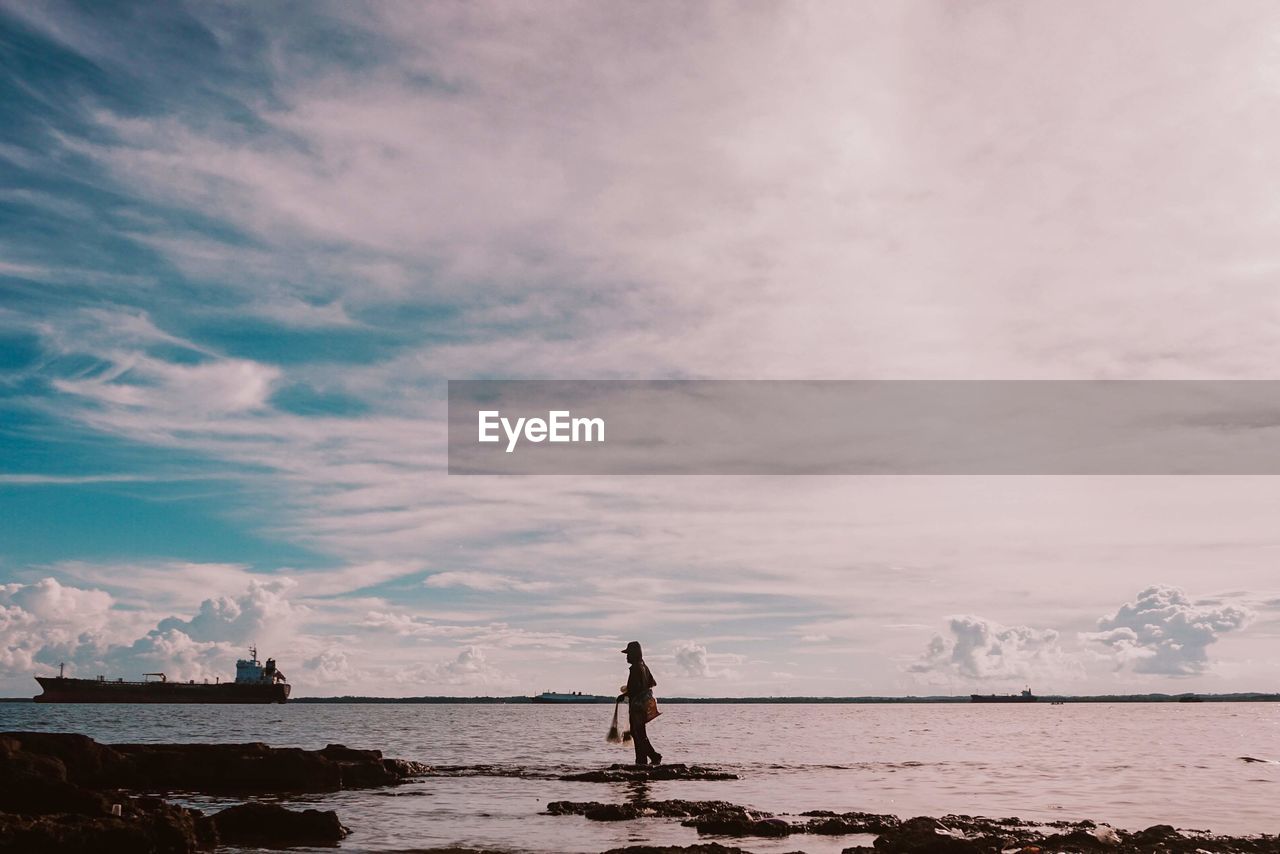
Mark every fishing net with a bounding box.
[606,698,632,743]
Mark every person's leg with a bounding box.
[647,733,662,765]
[643,715,661,764]
[629,711,650,765]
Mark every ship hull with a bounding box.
[35,677,289,704]
[531,693,612,704]
[970,694,1036,703]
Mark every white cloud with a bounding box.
[671,640,737,679]
[396,646,515,691]
[302,648,356,685]
[0,578,115,673]
[9,3,1280,698]
[156,578,302,644]
[424,571,553,593]
[909,615,1077,684]
[1085,585,1251,676]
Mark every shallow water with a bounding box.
[3,701,1278,852]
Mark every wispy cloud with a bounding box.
[5,1,1280,695]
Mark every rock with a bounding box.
[1131,824,1182,846]
[0,799,208,854]
[384,757,432,778]
[0,732,431,853]
[548,800,741,820]
[872,816,986,853]
[561,763,738,782]
[211,802,350,847]
[319,743,382,762]
[0,732,420,795]
[0,738,110,817]
[0,733,131,788]
[800,811,902,835]
[683,807,792,837]
[118,742,341,793]
[1092,824,1122,846]
[419,764,554,778]
[601,846,763,854]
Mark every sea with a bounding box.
[2,701,1278,853]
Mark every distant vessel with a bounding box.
[531,690,613,704]
[34,647,290,704]
[971,688,1037,703]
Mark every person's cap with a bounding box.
[621,640,642,655]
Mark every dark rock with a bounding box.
[1053,827,1119,851]
[319,743,381,762]
[872,816,986,853]
[0,733,131,788]
[0,799,207,854]
[0,737,111,817]
[561,763,738,782]
[384,757,432,778]
[1131,824,1182,845]
[683,807,792,837]
[548,800,741,820]
[114,742,347,793]
[420,764,553,778]
[601,846,764,854]
[212,802,350,847]
[0,732,419,795]
[800,811,901,835]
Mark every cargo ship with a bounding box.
[531,690,613,704]
[970,688,1037,703]
[34,647,290,704]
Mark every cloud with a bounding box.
[1085,585,1251,676]
[0,576,305,688]
[424,571,552,593]
[0,578,114,673]
[360,610,473,639]
[671,640,737,679]
[156,578,302,644]
[398,646,515,691]
[302,649,355,685]
[909,615,1076,683]
[8,2,1280,699]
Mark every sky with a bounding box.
[3,1,1280,698]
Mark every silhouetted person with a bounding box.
[619,640,661,766]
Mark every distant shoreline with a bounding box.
[6,692,1278,704]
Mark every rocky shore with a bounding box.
[0,731,428,853]
[544,794,1280,853]
[4,735,1277,854]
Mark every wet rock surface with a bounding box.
[0,731,426,853]
[547,796,1280,853]
[549,800,744,821]
[548,799,899,839]
[419,764,561,779]
[601,846,778,854]
[2,731,426,794]
[561,763,739,782]
[417,762,739,782]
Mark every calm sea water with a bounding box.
[2,702,1278,852]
